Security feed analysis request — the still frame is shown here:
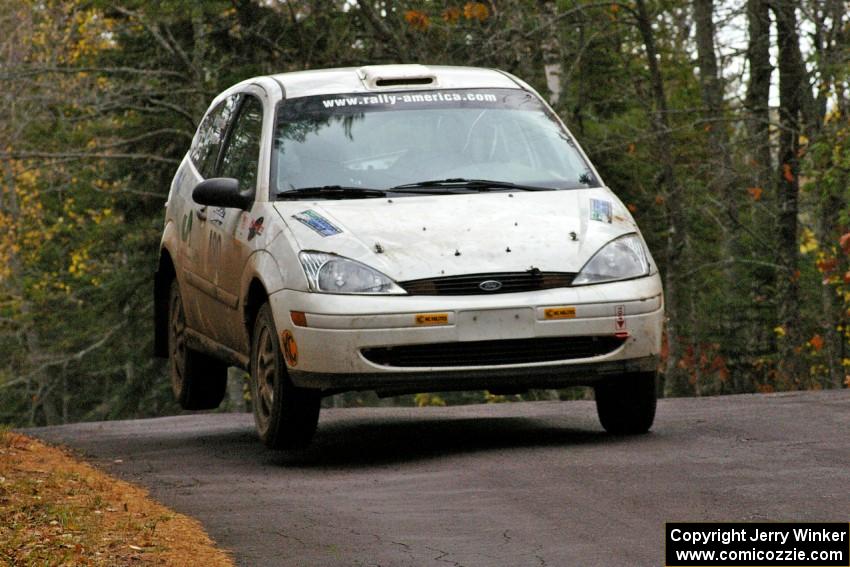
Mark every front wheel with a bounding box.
[251,303,321,449]
[594,371,657,434]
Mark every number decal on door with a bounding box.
[208,231,222,266]
[181,213,193,243]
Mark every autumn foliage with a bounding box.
[404,10,430,31]
[1,0,848,428]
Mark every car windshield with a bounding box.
[272,88,599,198]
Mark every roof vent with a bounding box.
[358,65,437,90]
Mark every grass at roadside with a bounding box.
[0,428,233,566]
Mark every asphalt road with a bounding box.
[28,390,850,567]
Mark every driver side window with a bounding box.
[190,95,240,178]
[218,95,264,194]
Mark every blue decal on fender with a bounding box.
[590,198,612,223]
[292,210,342,237]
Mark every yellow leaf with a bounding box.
[799,227,818,254]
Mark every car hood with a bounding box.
[273,188,644,282]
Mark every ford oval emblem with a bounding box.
[479,280,503,291]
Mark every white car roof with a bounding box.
[266,64,523,99]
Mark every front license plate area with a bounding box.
[456,308,535,341]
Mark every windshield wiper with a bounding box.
[278,186,388,200]
[278,179,556,200]
[389,178,555,192]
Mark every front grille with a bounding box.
[361,335,625,368]
[399,271,576,295]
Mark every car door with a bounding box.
[180,94,240,339]
[201,92,266,350]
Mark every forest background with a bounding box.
[2,0,849,426]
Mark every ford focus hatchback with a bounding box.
[154,65,664,449]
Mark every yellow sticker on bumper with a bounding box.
[415,313,449,326]
[544,307,576,320]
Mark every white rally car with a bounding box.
[154,64,664,449]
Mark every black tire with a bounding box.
[168,280,227,410]
[594,371,657,434]
[250,303,320,449]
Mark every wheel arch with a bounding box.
[240,250,286,349]
[243,278,270,346]
[154,246,177,358]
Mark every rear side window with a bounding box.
[190,95,240,178]
[218,95,264,192]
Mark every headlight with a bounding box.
[572,234,651,285]
[298,251,406,294]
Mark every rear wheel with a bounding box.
[168,281,227,410]
[594,371,657,434]
[251,303,320,449]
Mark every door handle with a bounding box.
[196,206,207,221]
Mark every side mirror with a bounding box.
[192,178,253,210]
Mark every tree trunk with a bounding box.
[693,0,748,391]
[772,0,806,383]
[539,1,562,106]
[810,0,847,388]
[818,191,845,388]
[190,6,210,120]
[743,0,774,388]
[745,0,772,190]
[634,0,690,396]
[693,0,737,237]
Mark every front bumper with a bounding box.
[268,275,663,393]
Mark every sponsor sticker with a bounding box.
[281,330,298,367]
[210,207,226,226]
[614,304,626,332]
[319,91,500,109]
[292,209,342,237]
[590,198,613,223]
[415,313,449,326]
[248,216,264,241]
[544,307,576,320]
